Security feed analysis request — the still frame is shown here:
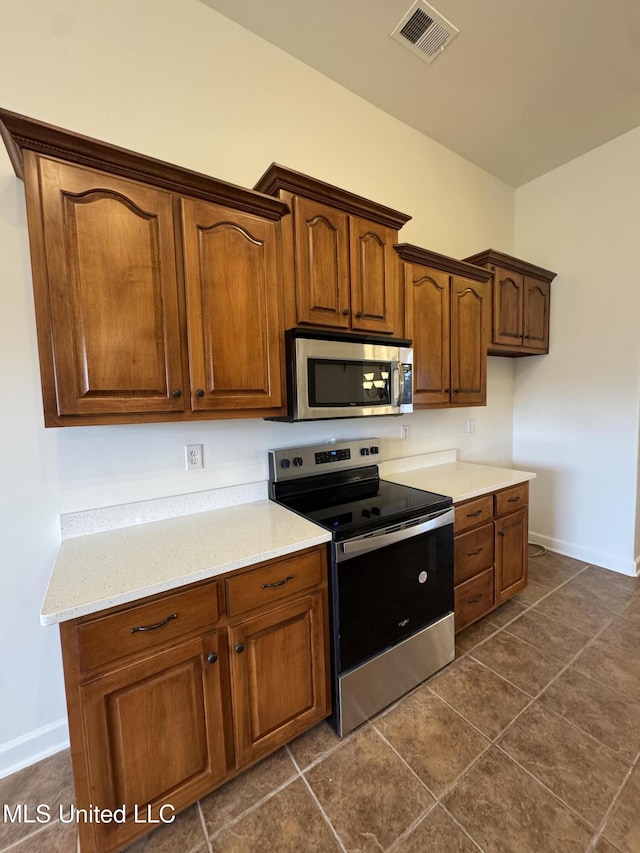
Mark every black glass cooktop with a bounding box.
[273,472,452,541]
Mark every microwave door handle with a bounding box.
[392,362,404,407]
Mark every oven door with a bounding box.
[292,334,412,420]
[331,508,454,674]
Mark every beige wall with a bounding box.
[514,125,640,574]
[0,0,515,773]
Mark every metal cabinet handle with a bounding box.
[207,652,218,664]
[356,311,363,318]
[171,389,182,398]
[467,595,483,604]
[131,613,178,634]
[498,530,505,537]
[342,309,350,316]
[261,574,294,589]
[235,643,245,654]
[195,388,205,398]
[467,510,483,518]
[467,548,483,557]
[507,496,521,503]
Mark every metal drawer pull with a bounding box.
[467,595,483,604]
[507,496,521,503]
[467,548,483,556]
[207,652,218,664]
[131,613,178,634]
[467,510,483,517]
[261,574,294,589]
[235,643,245,654]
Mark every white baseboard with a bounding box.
[529,531,639,577]
[0,719,70,779]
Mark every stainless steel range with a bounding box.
[268,438,455,736]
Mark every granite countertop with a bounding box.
[40,499,331,626]
[380,458,536,503]
[41,452,535,627]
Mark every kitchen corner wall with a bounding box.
[514,126,640,576]
[0,0,515,775]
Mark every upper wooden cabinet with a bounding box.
[463,249,557,356]
[395,245,492,408]
[0,108,289,426]
[254,164,410,337]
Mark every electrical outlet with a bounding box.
[185,444,203,470]
[467,418,475,434]
[400,424,410,440]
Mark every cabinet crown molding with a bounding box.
[394,243,493,281]
[463,249,557,282]
[0,107,290,221]
[254,162,411,230]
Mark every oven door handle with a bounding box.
[335,507,454,562]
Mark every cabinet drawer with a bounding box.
[77,583,219,672]
[495,482,529,517]
[455,568,495,633]
[226,549,324,618]
[454,495,494,534]
[454,523,494,585]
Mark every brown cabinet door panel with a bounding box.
[181,198,282,411]
[79,633,227,851]
[229,593,328,768]
[455,568,495,632]
[349,217,397,334]
[405,264,450,405]
[495,508,528,604]
[293,196,350,329]
[454,523,495,585]
[493,268,524,347]
[450,276,489,405]
[37,157,184,416]
[523,277,550,351]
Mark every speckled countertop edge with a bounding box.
[41,500,331,626]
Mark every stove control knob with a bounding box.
[293,457,303,467]
[280,458,291,469]
[360,448,370,456]
[362,509,371,518]
[370,446,379,455]
[371,507,380,516]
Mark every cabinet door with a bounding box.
[181,198,282,411]
[404,263,450,406]
[523,277,551,351]
[78,633,227,852]
[450,276,489,405]
[349,217,398,335]
[495,508,528,604]
[35,157,185,417]
[229,593,328,769]
[292,196,350,329]
[493,267,524,347]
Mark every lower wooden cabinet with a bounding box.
[59,546,330,853]
[453,483,529,632]
[229,592,327,767]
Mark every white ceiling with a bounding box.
[199,0,640,187]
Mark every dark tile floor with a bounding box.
[3,551,640,852]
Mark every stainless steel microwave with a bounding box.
[272,329,413,421]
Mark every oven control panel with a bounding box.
[269,438,381,482]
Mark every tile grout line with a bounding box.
[204,769,303,845]
[287,741,351,853]
[196,800,214,853]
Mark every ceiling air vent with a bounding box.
[391,1,459,63]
